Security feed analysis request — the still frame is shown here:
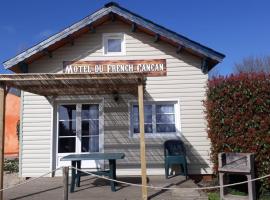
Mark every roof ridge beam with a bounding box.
[109,12,116,22]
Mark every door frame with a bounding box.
[52,98,104,170]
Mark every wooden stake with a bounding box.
[62,166,69,200]
[138,83,148,200]
[0,85,6,200]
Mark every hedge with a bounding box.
[204,73,270,192]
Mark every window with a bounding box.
[57,104,100,154]
[131,102,178,136]
[103,33,125,55]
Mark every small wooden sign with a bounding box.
[63,59,166,76]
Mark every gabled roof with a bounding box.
[3,2,225,71]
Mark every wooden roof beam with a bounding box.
[87,24,96,33]
[176,45,184,54]
[42,49,52,58]
[67,35,74,46]
[18,62,28,73]
[131,22,137,32]
[201,57,210,74]
[154,34,160,43]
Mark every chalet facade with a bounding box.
[2,2,225,177]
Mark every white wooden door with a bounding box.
[56,103,103,169]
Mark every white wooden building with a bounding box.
[2,2,225,178]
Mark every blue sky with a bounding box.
[1,0,270,75]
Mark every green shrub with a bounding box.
[208,192,220,200]
[204,73,270,193]
[4,158,19,173]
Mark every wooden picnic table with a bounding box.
[61,153,125,192]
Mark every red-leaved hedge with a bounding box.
[204,73,270,191]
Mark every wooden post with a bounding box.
[0,85,6,200]
[62,166,69,200]
[138,82,148,200]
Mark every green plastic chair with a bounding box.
[164,139,188,179]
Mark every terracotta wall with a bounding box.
[4,93,20,157]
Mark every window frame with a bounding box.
[102,33,126,56]
[129,100,181,138]
[56,102,103,154]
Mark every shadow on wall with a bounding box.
[104,93,209,175]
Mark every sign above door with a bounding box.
[63,59,166,76]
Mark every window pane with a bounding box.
[134,123,139,133]
[145,113,152,123]
[133,113,139,123]
[82,120,99,136]
[59,105,76,120]
[107,39,121,52]
[59,121,76,136]
[133,123,152,133]
[81,136,99,152]
[145,105,152,114]
[156,114,175,124]
[58,138,75,153]
[157,124,176,132]
[133,105,152,123]
[156,105,174,113]
[82,104,99,120]
[145,124,153,133]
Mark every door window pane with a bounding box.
[82,104,99,120]
[82,120,99,136]
[58,104,76,153]
[59,105,76,120]
[81,136,99,152]
[59,121,76,136]
[58,138,75,153]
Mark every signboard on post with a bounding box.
[63,59,167,76]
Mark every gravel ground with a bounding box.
[2,174,207,200]
[4,172,25,189]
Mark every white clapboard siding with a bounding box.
[21,91,52,177]
[22,20,212,176]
